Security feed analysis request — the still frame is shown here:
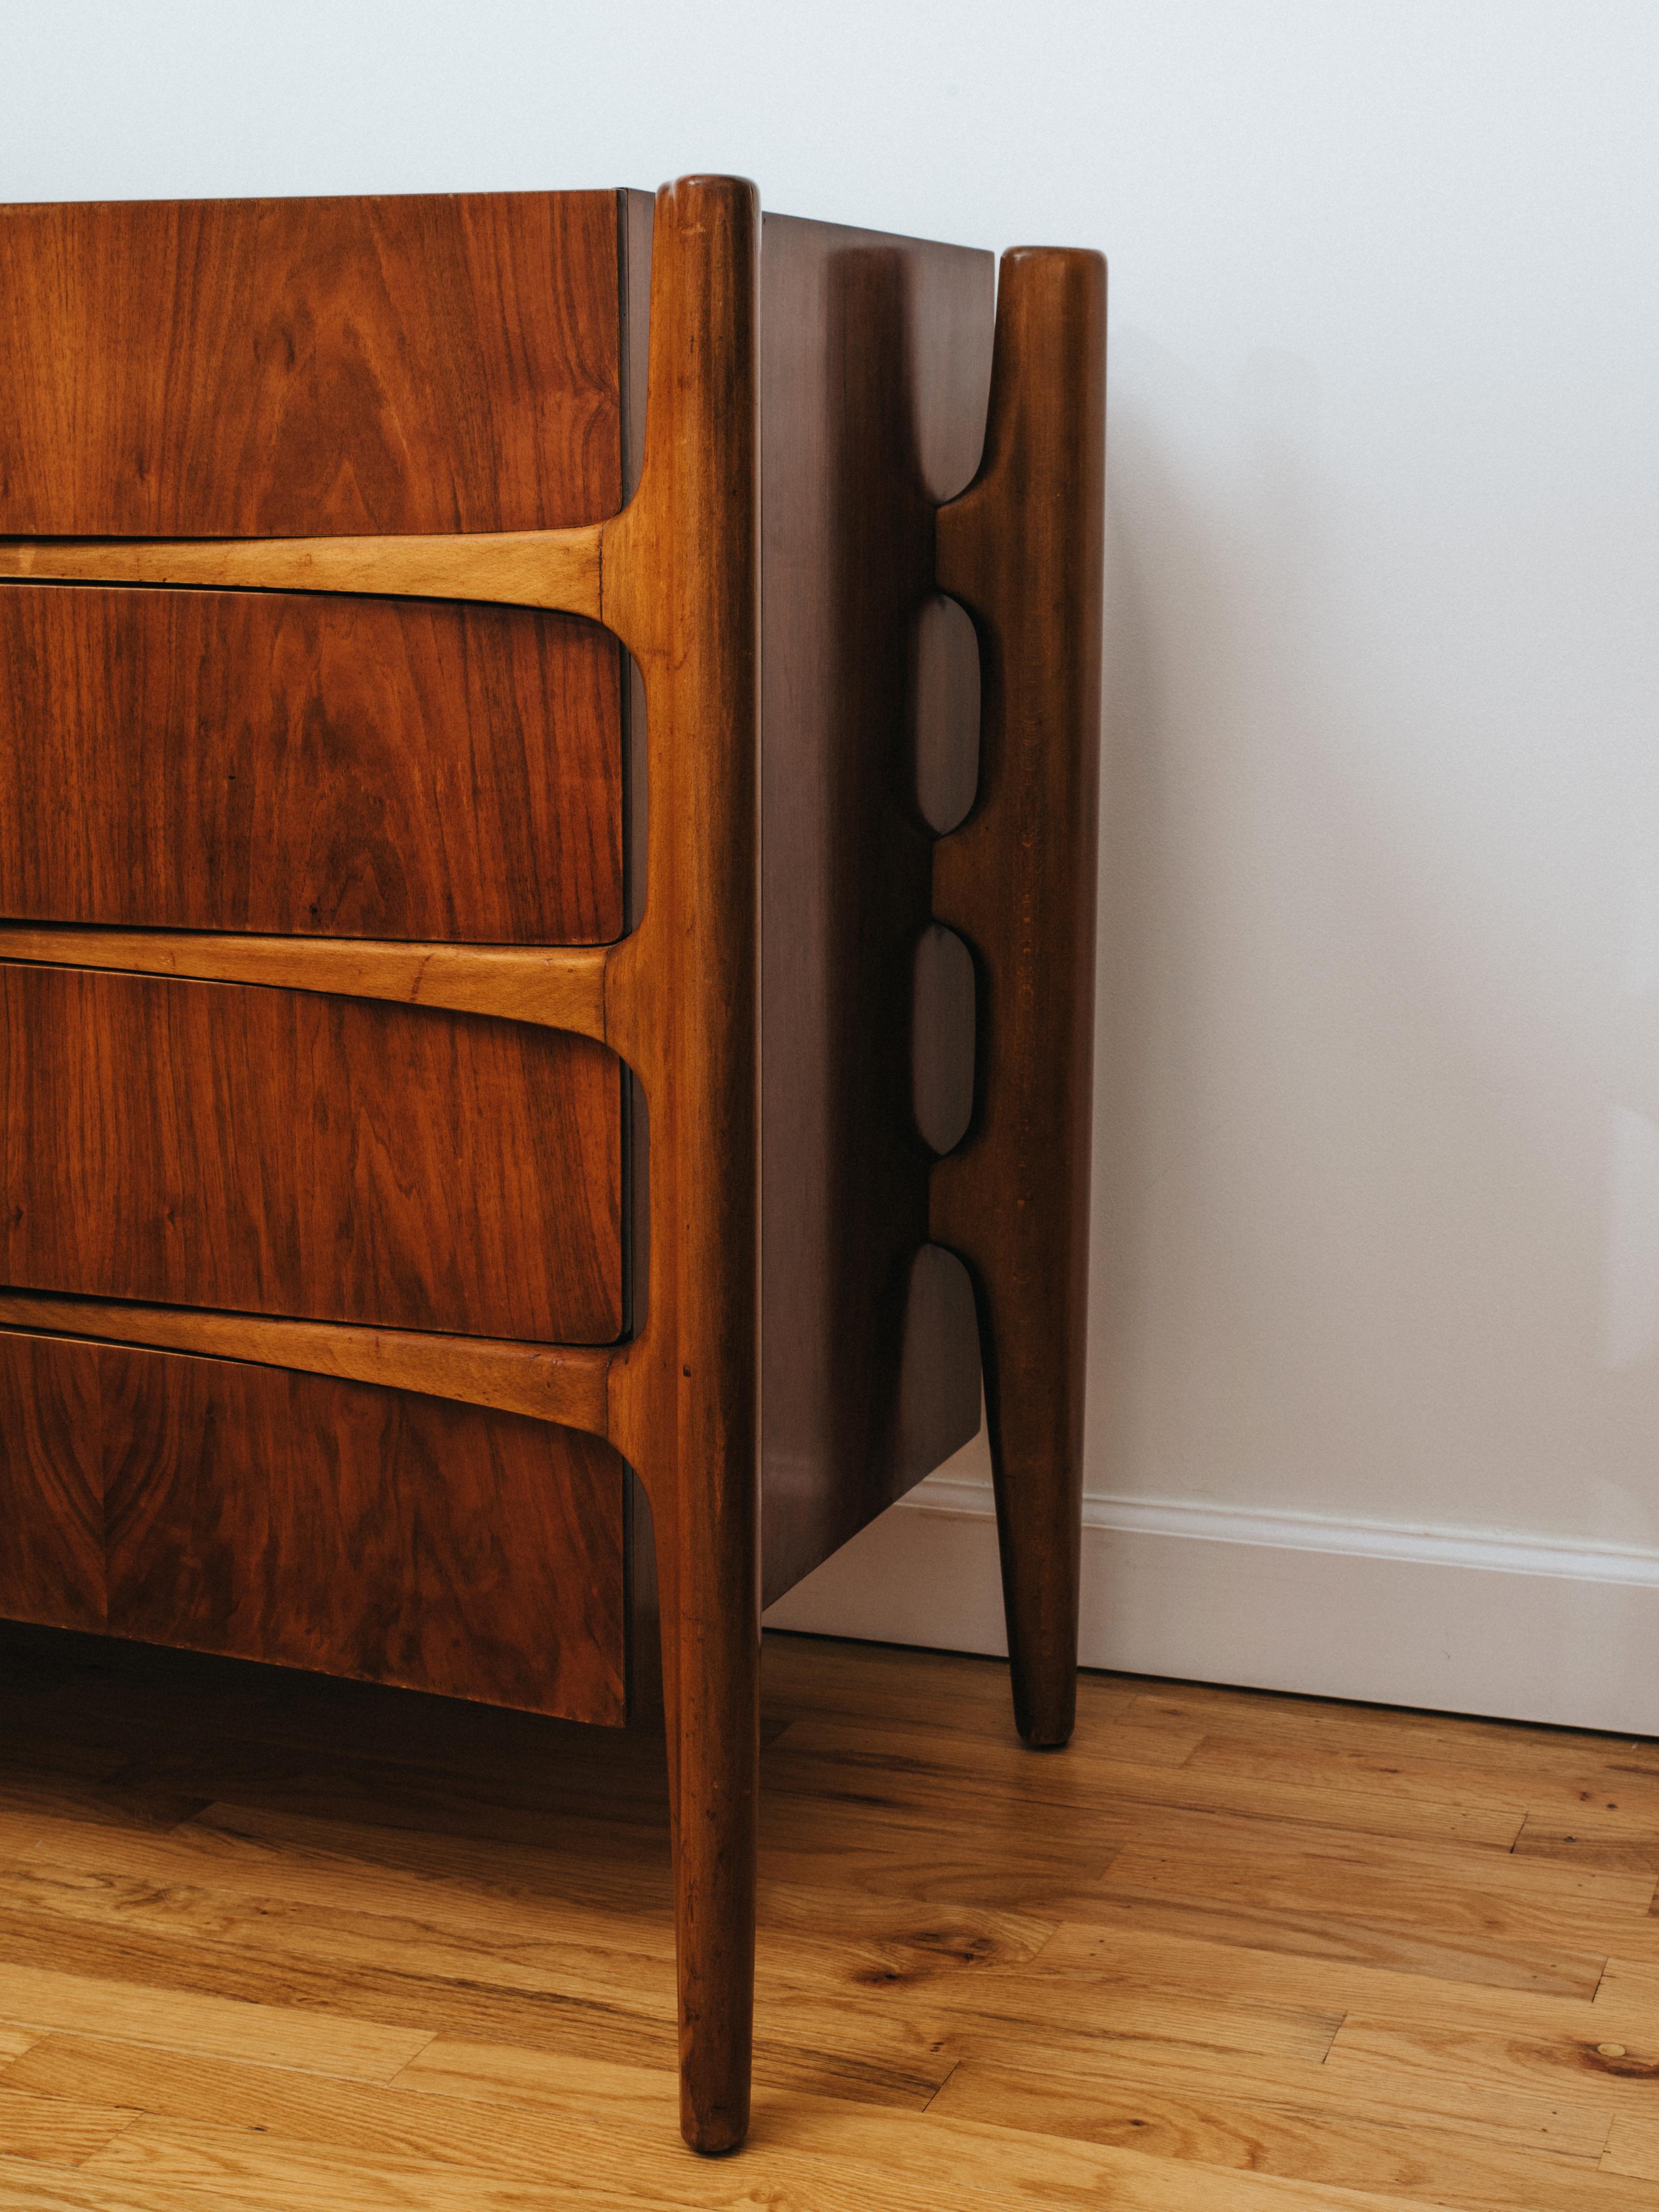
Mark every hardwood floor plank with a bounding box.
[0,2159,182,2211]
[770,1716,1528,1848]
[0,2083,137,2170]
[0,1961,430,2079]
[868,1966,1342,2068]
[1132,1687,1659,1795]
[927,2059,1654,2210]
[1601,2115,1659,2180]
[1327,2014,1659,2115]
[938,2032,1609,2152]
[1596,1957,1659,2009]
[1078,1826,1655,1994]
[1062,1889,1606,1999]
[1516,1820,1659,1876]
[1037,1920,1655,2039]
[1183,1729,1659,1833]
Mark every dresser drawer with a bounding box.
[0,192,626,537]
[0,963,624,1342]
[0,1328,627,1722]
[0,586,625,943]
[0,189,640,946]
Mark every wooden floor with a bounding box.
[0,1625,1654,2209]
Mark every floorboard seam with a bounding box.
[919,2060,960,2112]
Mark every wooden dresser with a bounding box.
[0,175,1104,2151]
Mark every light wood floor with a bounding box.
[0,1623,1654,2208]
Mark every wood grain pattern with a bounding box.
[0,1330,627,1722]
[0,586,623,942]
[0,1293,612,1439]
[0,963,623,1342]
[0,1333,104,1633]
[0,2078,132,2167]
[1604,2115,1659,2181]
[0,926,609,1038]
[595,175,764,2156]
[931,248,1107,1748]
[101,1346,628,1721]
[0,1628,1651,2208]
[0,524,603,616]
[0,192,624,536]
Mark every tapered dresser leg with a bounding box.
[930,246,1107,1752]
[600,174,765,2151]
[976,1284,1086,1747]
[656,1487,760,2154]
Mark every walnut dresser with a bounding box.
[0,174,1104,2153]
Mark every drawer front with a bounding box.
[0,1329,627,1723]
[0,189,632,947]
[0,191,624,536]
[0,586,624,943]
[0,964,624,1343]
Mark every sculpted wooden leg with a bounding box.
[931,247,1107,1749]
[650,1483,759,2153]
[602,175,763,2150]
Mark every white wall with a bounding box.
[11,2,1659,1728]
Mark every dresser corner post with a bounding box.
[601,172,763,2154]
[930,246,1106,1751]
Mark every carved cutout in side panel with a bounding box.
[0,965,624,1342]
[0,587,625,944]
[757,215,991,1603]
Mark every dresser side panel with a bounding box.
[758,214,993,1604]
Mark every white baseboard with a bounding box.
[762,1477,1659,1736]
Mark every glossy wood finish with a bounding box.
[102,1348,628,1721]
[0,1334,103,1633]
[594,176,763,2155]
[0,524,604,616]
[0,1330,628,1720]
[1,1629,1654,2209]
[0,1293,613,1436]
[0,192,624,535]
[0,963,624,1341]
[755,215,990,1605]
[932,248,1107,1749]
[0,924,610,1036]
[0,587,624,942]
